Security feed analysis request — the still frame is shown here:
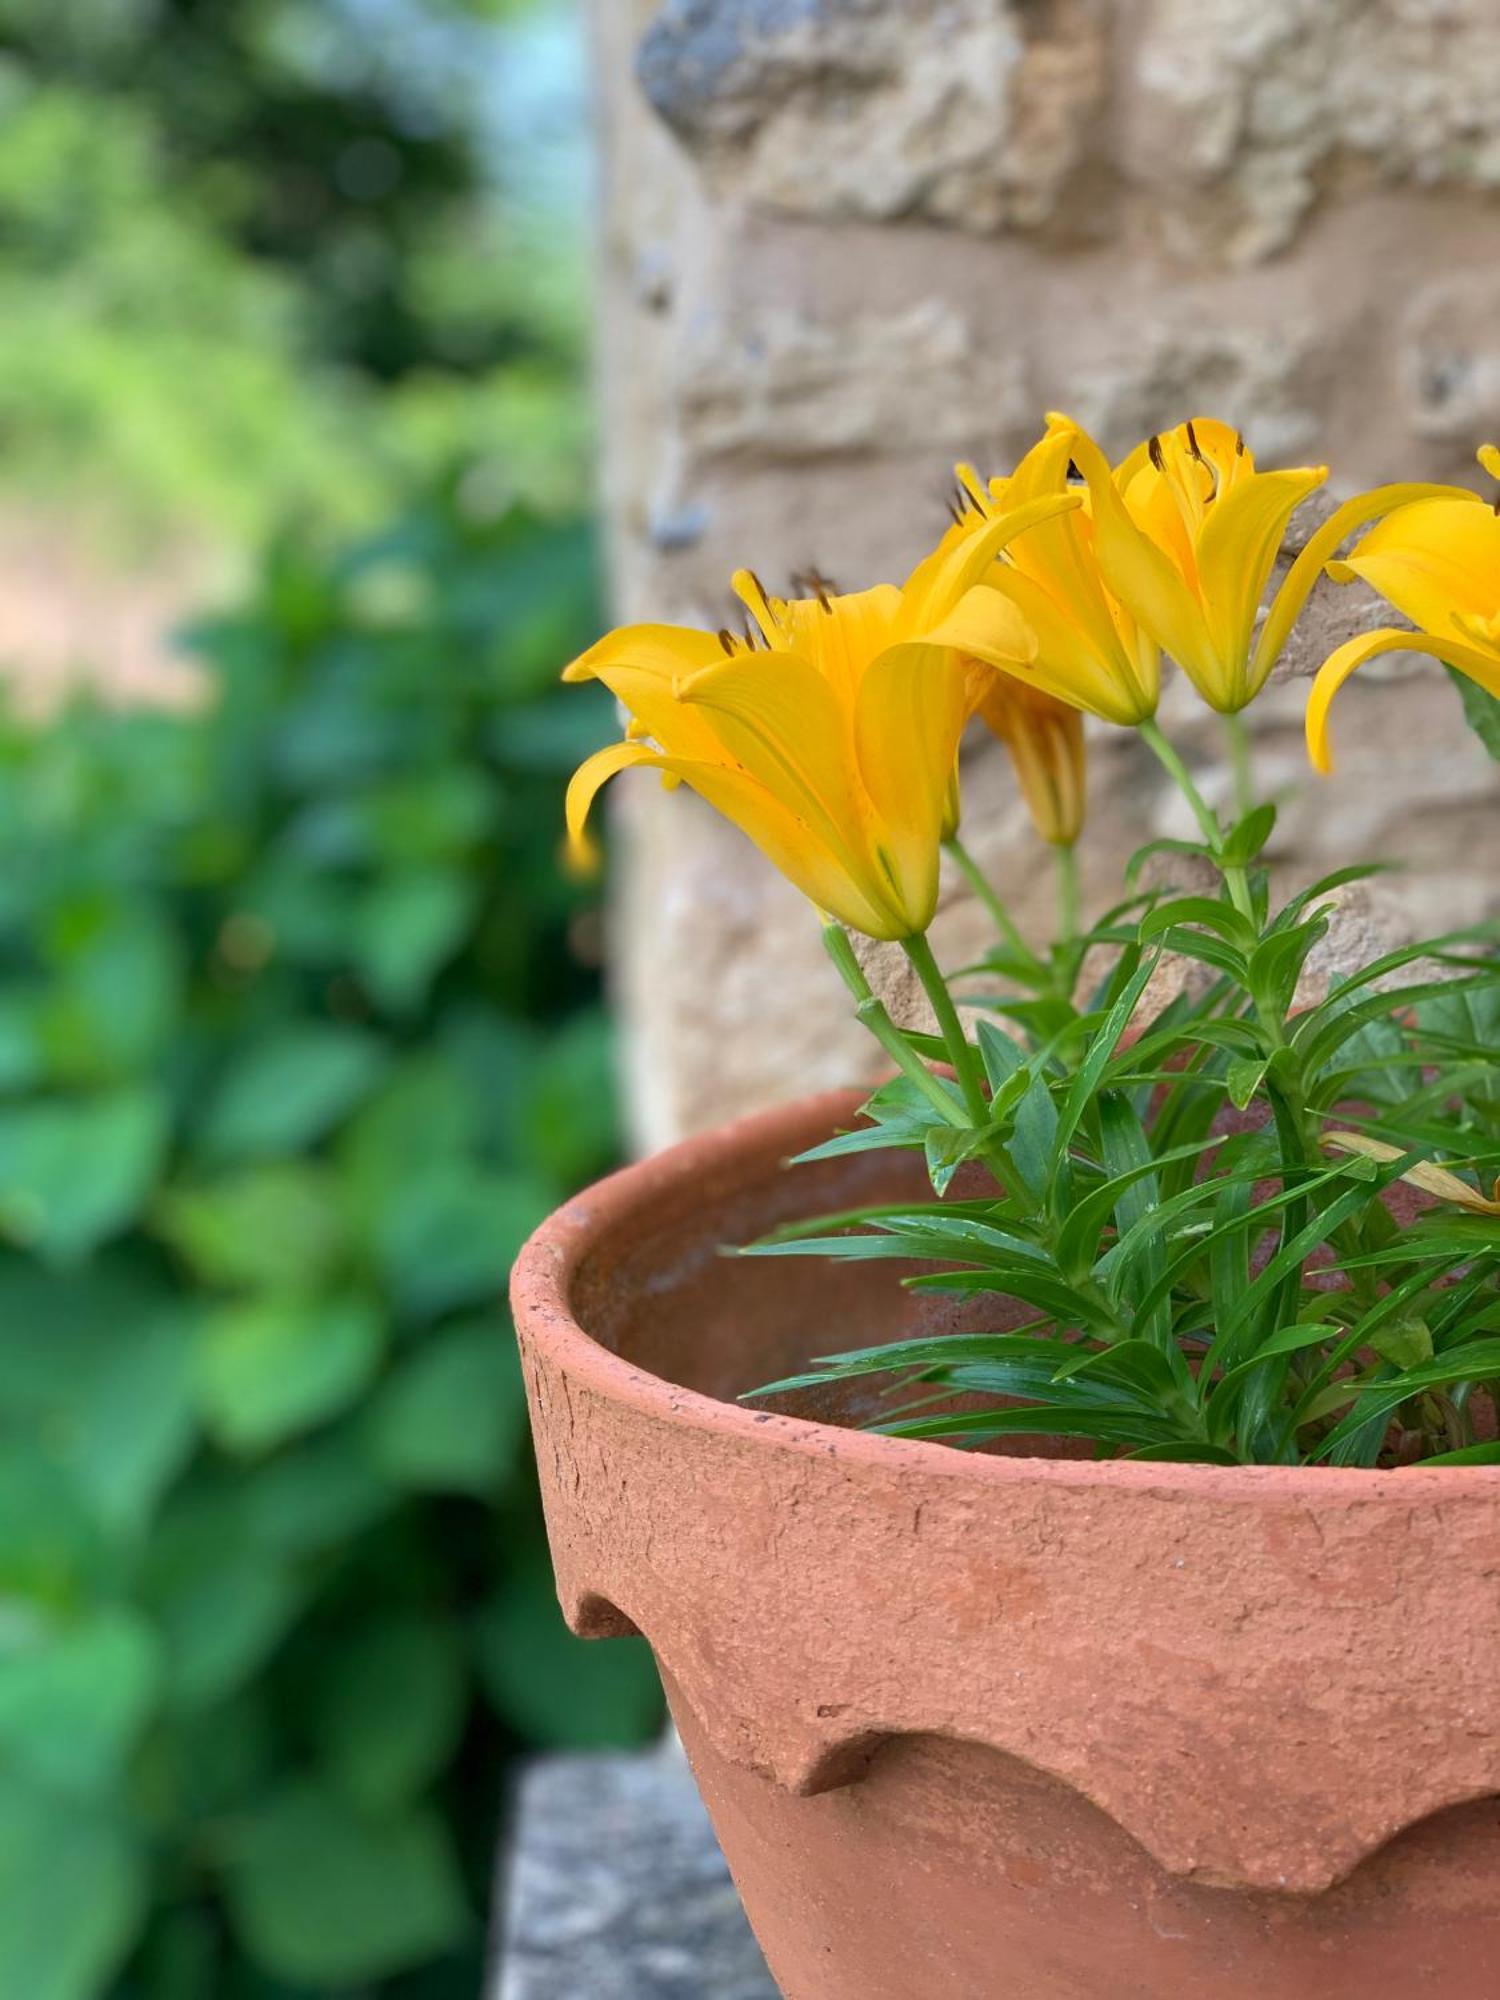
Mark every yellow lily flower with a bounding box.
[972,673,1086,847]
[1306,444,1500,773]
[1052,414,1329,715]
[947,426,1160,725]
[562,491,1078,940]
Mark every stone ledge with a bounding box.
[491,1748,776,1999]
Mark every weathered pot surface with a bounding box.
[511,1089,1500,1999]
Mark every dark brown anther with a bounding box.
[1185,419,1205,462]
[1236,430,1247,456]
[1148,434,1166,473]
[792,565,837,611]
[717,628,737,656]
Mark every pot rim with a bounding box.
[511,1085,1499,1503]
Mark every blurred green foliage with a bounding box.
[0,484,659,1999]
[0,0,590,535]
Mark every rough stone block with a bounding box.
[491,1750,774,2000]
[637,0,1109,234]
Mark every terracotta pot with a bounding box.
[511,1089,1500,1999]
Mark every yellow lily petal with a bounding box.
[941,767,962,844]
[953,423,1162,725]
[897,491,1082,635]
[1306,627,1500,773]
[851,643,971,933]
[1116,418,1251,500]
[1195,464,1327,708]
[1479,444,1500,481]
[976,677,1087,846]
[562,622,732,760]
[673,650,866,869]
[1055,419,1218,691]
[736,579,903,702]
[679,757,909,938]
[1324,1132,1500,1216]
[1008,435,1145,639]
[562,622,725,686]
[568,737,908,936]
[1253,481,1486,689]
[984,566,1156,722]
[919,583,1040,673]
[565,740,662,868]
[1333,497,1500,637]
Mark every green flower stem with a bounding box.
[1054,842,1080,949]
[942,836,1033,965]
[1137,716,1218,844]
[1224,711,1255,819]
[1137,717,1255,923]
[901,931,990,1127]
[822,924,967,1127]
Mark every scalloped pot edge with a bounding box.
[511,1088,1500,2000]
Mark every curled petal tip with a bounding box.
[1479,443,1500,481]
[563,830,600,877]
[669,662,716,703]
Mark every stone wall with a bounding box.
[589,0,1500,1153]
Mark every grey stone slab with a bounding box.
[490,1747,777,1999]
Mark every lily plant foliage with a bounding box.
[567,416,1500,1470]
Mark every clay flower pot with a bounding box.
[511,1089,1500,1999]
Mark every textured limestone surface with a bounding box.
[591,0,1500,1150]
[491,1750,773,1999]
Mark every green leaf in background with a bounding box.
[308,1617,467,1812]
[222,1783,468,1986]
[341,1051,481,1191]
[515,1009,620,1188]
[1448,664,1500,760]
[143,1496,306,1712]
[0,1778,145,2000]
[0,997,43,1090]
[351,866,477,1013]
[137,1690,277,1842]
[195,1295,384,1454]
[239,1432,394,1558]
[477,1552,664,1748]
[36,906,181,1083]
[155,1163,347,1292]
[198,1026,388,1164]
[364,1317,527,1495]
[0,1088,167,1261]
[351,768,495,867]
[0,1606,159,1795]
[0,467,625,2000]
[0,1256,197,1536]
[372,1166,547,1318]
[0,1450,105,1608]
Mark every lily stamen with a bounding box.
[791,567,837,612]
